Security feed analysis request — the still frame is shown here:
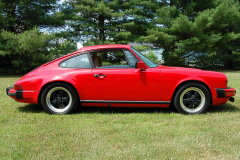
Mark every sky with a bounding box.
[77,43,83,49]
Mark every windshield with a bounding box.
[131,47,158,68]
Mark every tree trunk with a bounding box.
[7,1,17,33]
[98,14,105,42]
[225,50,234,69]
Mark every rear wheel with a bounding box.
[41,83,78,114]
[173,83,210,114]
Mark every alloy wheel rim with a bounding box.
[179,87,205,113]
[46,87,72,113]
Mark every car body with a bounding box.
[6,44,236,114]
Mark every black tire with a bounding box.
[173,82,210,114]
[41,83,78,114]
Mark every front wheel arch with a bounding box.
[38,81,80,105]
[173,82,211,114]
[170,80,212,106]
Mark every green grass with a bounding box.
[0,71,240,159]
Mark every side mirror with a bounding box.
[136,62,146,71]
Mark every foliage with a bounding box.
[99,50,127,65]
[133,45,158,62]
[0,0,60,34]
[188,54,223,69]
[133,45,151,52]
[0,28,54,73]
[83,39,115,47]
[49,39,78,59]
[142,0,240,69]
[1,0,240,72]
[61,0,160,44]
[146,50,158,63]
[0,0,68,73]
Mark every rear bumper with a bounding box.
[212,87,236,106]
[6,87,23,99]
[6,87,39,104]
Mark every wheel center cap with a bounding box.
[57,97,62,102]
[191,98,195,103]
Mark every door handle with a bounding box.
[94,74,106,78]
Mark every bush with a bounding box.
[0,28,55,73]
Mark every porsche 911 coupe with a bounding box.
[6,44,236,114]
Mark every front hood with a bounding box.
[157,65,202,71]
[157,65,226,77]
[170,66,202,71]
[170,66,226,77]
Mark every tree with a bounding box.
[0,0,61,34]
[146,50,158,62]
[142,0,240,69]
[0,0,64,73]
[61,0,160,45]
[50,39,78,58]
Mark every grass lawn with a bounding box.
[0,71,240,159]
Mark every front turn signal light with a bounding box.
[14,84,23,90]
[225,91,235,96]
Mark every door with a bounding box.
[90,49,163,101]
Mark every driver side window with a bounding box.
[91,50,130,68]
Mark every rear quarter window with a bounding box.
[59,54,91,68]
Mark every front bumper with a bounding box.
[212,86,236,106]
[216,87,236,101]
[6,87,39,104]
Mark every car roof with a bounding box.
[77,44,131,52]
[48,44,132,65]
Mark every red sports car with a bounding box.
[6,44,236,114]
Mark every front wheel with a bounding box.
[41,83,78,114]
[173,83,210,114]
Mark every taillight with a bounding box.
[14,84,23,90]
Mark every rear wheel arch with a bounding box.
[38,81,80,105]
[171,80,212,105]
